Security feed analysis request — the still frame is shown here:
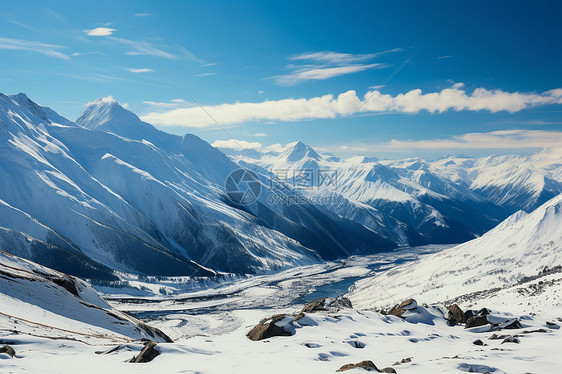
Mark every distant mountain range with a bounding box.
[1,92,561,280]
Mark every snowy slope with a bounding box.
[0,250,170,343]
[348,193,562,310]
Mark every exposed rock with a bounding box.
[501,336,520,344]
[447,304,466,325]
[301,296,353,314]
[522,329,547,334]
[393,357,412,366]
[50,275,79,297]
[489,333,516,340]
[247,314,294,341]
[130,340,160,363]
[478,308,492,316]
[0,345,15,358]
[380,367,397,373]
[336,360,379,372]
[387,299,417,317]
[302,298,328,313]
[465,315,490,328]
[473,339,485,346]
[500,319,522,330]
[95,345,122,355]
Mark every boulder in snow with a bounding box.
[0,345,15,358]
[130,341,160,363]
[247,314,295,341]
[336,360,379,372]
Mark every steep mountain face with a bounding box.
[348,193,562,310]
[0,93,396,279]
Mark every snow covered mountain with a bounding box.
[348,193,562,310]
[225,141,562,247]
[228,144,521,246]
[0,93,395,279]
[387,150,562,213]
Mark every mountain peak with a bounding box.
[284,141,321,162]
[9,92,48,121]
[77,96,137,130]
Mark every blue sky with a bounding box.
[1,0,561,158]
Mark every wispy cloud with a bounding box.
[290,49,401,64]
[272,48,401,86]
[58,72,136,83]
[108,37,176,59]
[143,98,192,109]
[7,20,41,32]
[134,13,152,17]
[85,27,116,36]
[196,72,216,77]
[107,37,199,61]
[274,64,388,86]
[140,85,562,128]
[212,139,263,150]
[0,37,69,59]
[127,68,153,73]
[338,130,562,151]
[254,132,267,137]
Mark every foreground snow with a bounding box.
[2,305,561,373]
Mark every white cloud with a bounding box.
[143,99,191,109]
[196,72,216,77]
[338,130,562,151]
[273,49,401,86]
[140,85,562,128]
[254,133,267,137]
[0,37,69,59]
[85,96,116,106]
[265,143,285,152]
[212,139,263,150]
[289,49,402,64]
[127,68,153,73]
[135,13,152,17]
[85,27,116,36]
[108,37,177,59]
[274,63,387,86]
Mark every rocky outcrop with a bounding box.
[386,299,417,317]
[501,336,520,344]
[464,308,522,331]
[336,360,379,372]
[336,360,396,373]
[130,341,160,363]
[301,296,353,314]
[0,345,15,358]
[446,304,466,325]
[465,315,489,328]
[247,314,294,341]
